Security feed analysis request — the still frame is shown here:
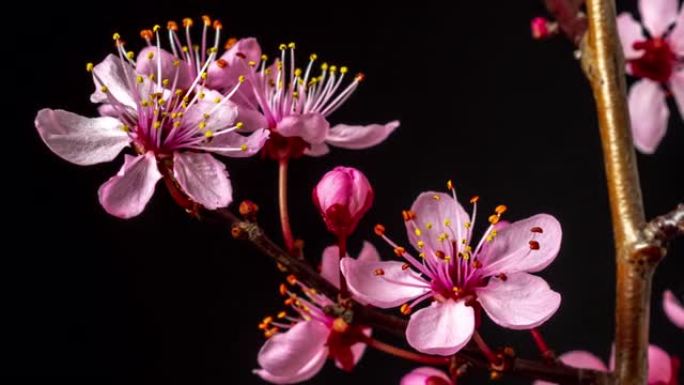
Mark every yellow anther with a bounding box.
[417,240,425,249]
[100,86,109,93]
[153,121,161,129]
[277,311,287,319]
[182,17,194,27]
[488,215,500,225]
[121,124,130,132]
[470,195,480,204]
[444,219,451,226]
[452,286,462,295]
[332,318,349,333]
[173,121,181,128]
[201,15,211,26]
[309,53,318,61]
[321,62,328,71]
[162,79,170,87]
[279,43,287,50]
[294,68,302,77]
[419,252,426,258]
[414,228,422,237]
[329,65,337,73]
[198,92,206,99]
[247,60,256,67]
[438,233,448,242]
[400,304,412,315]
[112,32,121,41]
[201,72,208,80]
[147,51,154,60]
[182,46,189,52]
[238,75,246,83]
[340,66,348,74]
[464,222,472,229]
[261,54,268,61]
[495,204,508,214]
[213,97,222,103]
[235,122,244,130]
[264,327,279,338]
[426,222,433,230]
[175,89,183,96]
[240,144,248,152]
[86,62,94,72]
[153,24,161,32]
[127,51,135,60]
[447,179,454,190]
[204,130,213,138]
[198,121,207,129]
[433,194,441,200]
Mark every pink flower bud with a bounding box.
[531,17,551,40]
[313,166,374,237]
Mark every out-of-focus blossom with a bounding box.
[342,187,562,355]
[617,0,684,153]
[664,290,684,329]
[401,367,453,385]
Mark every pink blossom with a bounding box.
[617,0,684,153]
[320,241,380,303]
[534,345,679,385]
[341,190,562,355]
[664,290,684,329]
[209,42,399,160]
[254,276,370,384]
[400,367,453,385]
[313,167,374,238]
[35,22,269,218]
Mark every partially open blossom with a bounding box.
[664,290,684,329]
[617,0,684,153]
[342,188,562,355]
[401,367,453,385]
[254,275,370,384]
[209,41,399,160]
[313,167,374,238]
[35,21,269,218]
[533,345,679,385]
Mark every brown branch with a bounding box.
[643,204,684,249]
[202,205,613,385]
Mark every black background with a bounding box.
[7,0,683,384]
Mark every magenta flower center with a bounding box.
[629,37,677,83]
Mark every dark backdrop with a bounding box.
[8,1,683,384]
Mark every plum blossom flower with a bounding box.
[35,21,269,218]
[313,166,374,238]
[342,187,562,355]
[663,290,684,329]
[209,42,399,160]
[617,0,684,153]
[401,367,453,385]
[534,345,679,385]
[320,241,380,302]
[254,274,371,384]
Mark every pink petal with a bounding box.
[98,153,161,218]
[35,109,130,166]
[664,290,684,328]
[182,90,239,133]
[667,9,684,55]
[136,47,193,90]
[304,142,331,157]
[401,367,452,385]
[640,0,678,37]
[617,13,646,59]
[254,349,327,384]
[235,105,268,132]
[89,54,137,109]
[477,214,562,277]
[669,69,684,117]
[257,320,329,378]
[321,245,342,288]
[172,152,232,209]
[335,327,372,370]
[340,259,431,308]
[322,241,380,290]
[276,113,330,144]
[534,351,607,385]
[647,345,672,385]
[325,120,400,149]
[628,79,669,154]
[407,192,470,254]
[476,272,561,330]
[406,300,475,356]
[201,128,270,158]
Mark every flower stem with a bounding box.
[530,328,555,360]
[278,159,295,254]
[362,336,449,366]
[338,235,349,299]
[472,331,498,365]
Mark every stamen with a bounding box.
[529,241,540,250]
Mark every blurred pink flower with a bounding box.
[254,277,370,384]
[534,345,679,385]
[313,167,374,238]
[617,0,684,153]
[211,42,399,160]
[663,290,684,329]
[401,367,453,385]
[342,190,562,355]
[35,24,268,218]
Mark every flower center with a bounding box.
[629,37,677,83]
